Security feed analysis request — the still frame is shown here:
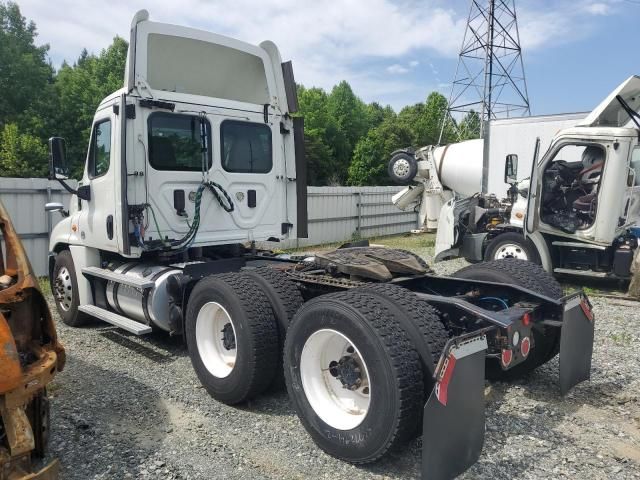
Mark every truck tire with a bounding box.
[284,291,423,463]
[354,284,448,383]
[388,151,418,185]
[453,259,562,379]
[52,250,89,327]
[185,272,279,405]
[484,232,540,263]
[244,266,303,334]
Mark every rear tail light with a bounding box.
[520,336,531,357]
[522,312,531,326]
[501,349,513,367]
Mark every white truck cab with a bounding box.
[47,10,306,331]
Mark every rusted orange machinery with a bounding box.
[0,200,65,480]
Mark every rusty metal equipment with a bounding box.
[0,200,65,480]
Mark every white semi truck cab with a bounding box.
[47,10,307,332]
[390,75,640,280]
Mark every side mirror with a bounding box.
[45,202,69,217]
[47,137,91,201]
[504,154,518,184]
[49,137,69,180]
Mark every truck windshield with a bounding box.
[148,113,211,171]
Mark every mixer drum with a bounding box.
[432,138,484,197]
[105,263,181,332]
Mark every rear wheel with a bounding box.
[284,291,423,463]
[453,259,563,379]
[52,250,88,327]
[185,273,279,405]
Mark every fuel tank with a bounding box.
[106,263,181,332]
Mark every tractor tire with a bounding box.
[185,272,279,405]
[484,232,540,263]
[354,283,448,384]
[284,291,423,464]
[453,259,563,379]
[52,250,89,327]
[244,266,303,334]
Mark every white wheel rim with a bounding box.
[195,302,237,378]
[393,158,411,178]
[300,329,371,430]
[494,243,528,260]
[54,266,73,311]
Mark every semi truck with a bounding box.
[389,76,640,280]
[45,11,595,479]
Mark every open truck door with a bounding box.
[121,10,304,253]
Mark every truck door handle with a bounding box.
[106,215,114,240]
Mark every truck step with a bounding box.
[78,305,152,335]
[553,267,609,278]
[552,241,607,250]
[81,266,155,289]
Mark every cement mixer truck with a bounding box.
[390,75,640,280]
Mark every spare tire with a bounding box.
[388,151,418,185]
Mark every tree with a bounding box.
[0,2,55,175]
[458,110,481,140]
[52,37,128,176]
[347,118,414,186]
[0,2,53,127]
[0,123,48,177]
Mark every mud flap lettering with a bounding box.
[422,334,488,480]
[559,294,595,396]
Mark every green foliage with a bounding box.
[52,37,128,176]
[458,110,482,140]
[0,123,48,177]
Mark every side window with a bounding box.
[148,113,211,171]
[630,146,640,186]
[221,121,272,174]
[88,119,111,178]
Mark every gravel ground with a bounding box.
[37,252,640,479]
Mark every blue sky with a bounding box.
[17,0,640,115]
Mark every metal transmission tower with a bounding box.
[440,0,530,142]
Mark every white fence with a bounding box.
[276,186,418,249]
[0,179,417,276]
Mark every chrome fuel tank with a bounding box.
[105,263,181,332]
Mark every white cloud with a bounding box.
[16,0,623,110]
[584,2,611,15]
[387,64,410,75]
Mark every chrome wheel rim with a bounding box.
[393,158,411,179]
[54,266,73,311]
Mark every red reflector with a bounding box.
[521,336,531,357]
[501,349,513,367]
[522,313,531,326]
[435,354,457,406]
[580,299,594,322]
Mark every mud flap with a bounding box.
[422,333,488,480]
[559,294,595,396]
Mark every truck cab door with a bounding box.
[76,107,120,252]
